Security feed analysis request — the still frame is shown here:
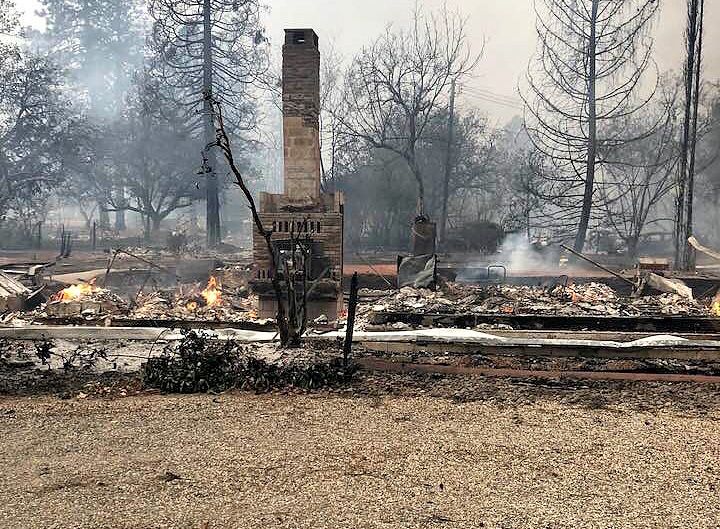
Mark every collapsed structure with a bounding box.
[252,29,344,320]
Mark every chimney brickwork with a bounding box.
[282,29,321,200]
[252,29,344,321]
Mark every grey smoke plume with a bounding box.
[498,232,553,273]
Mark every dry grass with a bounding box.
[1,388,719,529]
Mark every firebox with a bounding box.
[251,29,344,321]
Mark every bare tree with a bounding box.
[523,0,658,252]
[674,0,706,270]
[598,80,681,259]
[149,0,269,247]
[318,41,347,192]
[694,88,720,244]
[207,97,306,347]
[339,6,479,217]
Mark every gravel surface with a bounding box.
[2,379,720,529]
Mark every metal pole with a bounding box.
[59,225,65,257]
[343,272,359,368]
[438,79,456,250]
[560,244,635,286]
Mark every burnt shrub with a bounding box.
[143,331,357,394]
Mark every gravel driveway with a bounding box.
[1,383,719,529]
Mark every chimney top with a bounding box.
[284,28,319,48]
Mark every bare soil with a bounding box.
[1,372,720,529]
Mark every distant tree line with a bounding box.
[0,0,717,262]
[0,0,268,247]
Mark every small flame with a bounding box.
[186,301,198,311]
[201,276,221,307]
[52,279,99,302]
[712,293,720,317]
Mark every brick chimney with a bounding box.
[252,29,344,322]
[282,28,321,201]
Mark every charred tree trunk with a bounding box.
[143,215,151,242]
[203,0,221,248]
[152,215,162,233]
[626,236,639,262]
[114,209,126,232]
[575,0,599,253]
[114,187,126,232]
[208,98,295,347]
[675,0,705,270]
[410,159,425,218]
[98,201,110,230]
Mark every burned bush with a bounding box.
[143,331,357,394]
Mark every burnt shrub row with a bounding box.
[143,331,357,394]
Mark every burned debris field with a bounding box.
[2,0,720,527]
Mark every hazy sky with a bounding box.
[17,0,720,125]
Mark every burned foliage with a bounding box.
[34,338,109,372]
[143,331,357,394]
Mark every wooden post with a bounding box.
[92,221,97,251]
[59,225,66,257]
[64,233,72,258]
[343,272,359,367]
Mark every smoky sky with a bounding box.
[18,0,720,125]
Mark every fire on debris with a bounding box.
[201,276,221,307]
[712,293,720,317]
[52,279,100,302]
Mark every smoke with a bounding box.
[496,232,557,273]
[454,232,561,282]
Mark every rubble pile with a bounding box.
[30,274,261,323]
[129,276,261,322]
[366,282,712,318]
[43,281,129,318]
[130,290,258,322]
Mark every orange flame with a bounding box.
[712,293,720,317]
[186,301,198,311]
[201,276,221,307]
[52,279,99,302]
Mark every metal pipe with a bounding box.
[560,244,635,286]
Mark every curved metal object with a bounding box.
[487,265,507,282]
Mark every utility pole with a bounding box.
[438,79,456,250]
[203,0,221,248]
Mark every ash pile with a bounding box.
[363,281,714,321]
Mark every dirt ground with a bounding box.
[1,374,720,529]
